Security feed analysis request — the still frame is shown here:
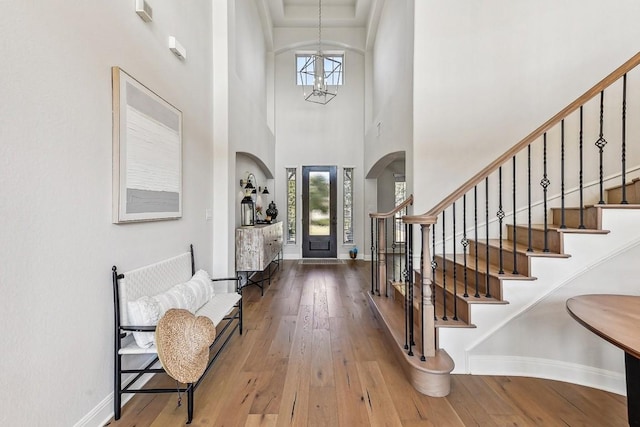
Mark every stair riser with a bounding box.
[607,179,640,204]
[551,207,599,229]
[506,224,562,253]
[415,266,475,323]
[391,285,423,333]
[470,242,530,277]
[432,285,471,324]
[432,257,504,301]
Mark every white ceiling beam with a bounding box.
[266,0,371,28]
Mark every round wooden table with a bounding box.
[567,294,640,426]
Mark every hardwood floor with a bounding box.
[108,260,628,426]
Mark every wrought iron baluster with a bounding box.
[441,211,448,321]
[622,73,628,204]
[399,221,404,288]
[431,222,437,320]
[474,186,480,298]
[541,133,550,252]
[579,106,586,229]
[452,203,458,321]
[462,194,469,297]
[560,120,566,229]
[512,155,519,274]
[407,223,414,355]
[391,221,397,283]
[595,90,608,205]
[384,219,389,296]
[420,224,426,362]
[527,145,533,251]
[497,167,504,274]
[402,223,409,351]
[485,177,491,298]
[370,217,376,295]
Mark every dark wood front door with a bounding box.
[302,165,337,258]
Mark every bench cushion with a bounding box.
[127,270,215,348]
[119,292,241,355]
[195,292,242,327]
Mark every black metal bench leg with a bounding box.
[187,383,194,424]
[114,355,121,419]
[239,298,243,335]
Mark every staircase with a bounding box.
[368,52,640,397]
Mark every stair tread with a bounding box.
[397,274,508,303]
[391,282,421,311]
[433,297,472,327]
[511,222,608,235]
[475,238,569,257]
[439,254,536,280]
[435,278,509,304]
[510,223,605,233]
[596,203,640,209]
[392,280,496,326]
[392,282,475,328]
[553,227,610,234]
[367,293,461,367]
[435,317,475,328]
[555,203,640,210]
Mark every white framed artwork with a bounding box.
[112,66,182,223]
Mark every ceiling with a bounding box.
[264,0,374,28]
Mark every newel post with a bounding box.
[420,223,436,358]
[377,217,387,297]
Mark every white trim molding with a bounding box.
[468,355,626,396]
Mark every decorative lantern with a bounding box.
[240,194,255,227]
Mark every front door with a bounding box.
[302,165,337,258]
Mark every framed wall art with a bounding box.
[112,66,182,223]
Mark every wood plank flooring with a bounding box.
[107,260,628,426]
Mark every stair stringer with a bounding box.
[437,208,640,394]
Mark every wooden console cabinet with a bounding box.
[235,222,283,294]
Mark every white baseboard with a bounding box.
[467,355,626,396]
[73,357,159,427]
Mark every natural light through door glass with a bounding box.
[309,171,330,236]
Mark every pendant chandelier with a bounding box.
[299,0,342,104]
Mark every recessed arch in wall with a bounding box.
[236,151,274,179]
[365,150,405,179]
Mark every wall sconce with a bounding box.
[239,173,270,197]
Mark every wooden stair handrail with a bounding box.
[406,51,640,224]
[370,195,413,219]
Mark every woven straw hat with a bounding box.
[155,309,216,384]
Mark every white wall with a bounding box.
[213,0,275,274]
[364,0,414,184]
[230,0,274,164]
[273,27,366,258]
[413,0,640,216]
[362,0,414,259]
[0,1,214,425]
